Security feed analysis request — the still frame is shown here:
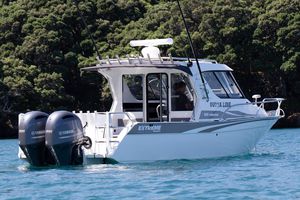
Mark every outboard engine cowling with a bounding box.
[45,111,91,166]
[19,111,55,166]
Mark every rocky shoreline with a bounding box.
[274,113,300,129]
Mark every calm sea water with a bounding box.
[0,129,300,200]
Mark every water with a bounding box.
[0,129,300,200]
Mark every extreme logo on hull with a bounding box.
[138,125,162,133]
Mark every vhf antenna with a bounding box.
[73,0,102,62]
[176,0,209,101]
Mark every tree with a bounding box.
[34,72,74,111]
[0,0,300,135]
[1,58,40,111]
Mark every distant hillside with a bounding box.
[0,0,300,136]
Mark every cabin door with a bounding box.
[146,73,169,122]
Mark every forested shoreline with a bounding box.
[0,0,299,138]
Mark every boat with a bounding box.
[18,38,285,165]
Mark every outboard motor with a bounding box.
[45,111,91,166]
[19,111,55,166]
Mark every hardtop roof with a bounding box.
[80,57,233,75]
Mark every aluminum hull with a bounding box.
[110,117,278,162]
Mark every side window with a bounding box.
[203,71,244,98]
[147,74,168,100]
[146,73,169,122]
[122,75,143,111]
[203,72,228,98]
[171,73,194,111]
[215,72,243,98]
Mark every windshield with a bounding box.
[203,71,244,98]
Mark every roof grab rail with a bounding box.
[136,55,142,64]
[147,54,152,64]
[94,53,200,66]
[169,53,174,64]
[106,56,111,65]
[116,55,121,64]
[126,54,131,64]
[93,51,221,67]
[96,56,102,65]
[158,54,163,64]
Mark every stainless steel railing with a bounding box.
[221,98,285,120]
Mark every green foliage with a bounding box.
[1,58,39,111]
[0,0,299,134]
[34,72,74,111]
[253,0,300,72]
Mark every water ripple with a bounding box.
[0,129,300,200]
